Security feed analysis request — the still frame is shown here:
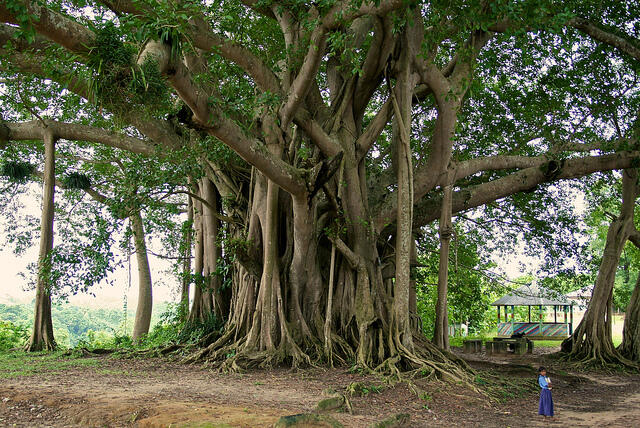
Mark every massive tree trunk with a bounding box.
[131,210,153,342]
[26,129,56,352]
[185,24,471,382]
[618,273,640,361]
[562,169,639,366]
[434,180,453,350]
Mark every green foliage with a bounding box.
[88,23,134,70]
[62,172,92,190]
[139,303,223,347]
[0,320,28,351]
[1,161,34,182]
[76,329,117,349]
[346,382,384,396]
[87,23,170,115]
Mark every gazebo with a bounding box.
[491,283,574,339]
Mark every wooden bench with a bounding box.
[463,339,483,353]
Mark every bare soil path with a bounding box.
[0,349,639,427]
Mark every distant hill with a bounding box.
[0,301,172,347]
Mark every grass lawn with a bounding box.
[0,351,102,379]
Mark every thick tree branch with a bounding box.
[569,18,640,61]
[293,109,342,157]
[328,235,363,269]
[100,2,280,93]
[4,120,157,155]
[189,18,281,94]
[279,25,328,128]
[0,0,94,55]
[629,229,640,249]
[411,151,640,228]
[0,46,183,151]
[451,155,547,182]
[141,42,307,195]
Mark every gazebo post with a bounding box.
[528,306,531,323]
[570,304,574,335]
[539,304,543,336]
[497,306,500,323]
[511,305,515,335]
[554,305,557,323]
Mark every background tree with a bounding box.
[25,128,56,351]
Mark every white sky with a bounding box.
[0,182,586,309]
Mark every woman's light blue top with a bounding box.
[538,375,550,389]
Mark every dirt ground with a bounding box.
[1,346,639,428]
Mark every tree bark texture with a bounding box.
[562,169,639,366]
[26,129,56,352]
[131,211,153,342]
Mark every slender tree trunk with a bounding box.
[562,169,638,366]
[618,273,640,361]
[434,180,453,350]
[26,129,56,352]
[409,239,421,333]
[189,183,213,323]
[131,211,153,342]
[202,177,230,321]
[180,195,193,320]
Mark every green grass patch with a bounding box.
[0,351,102,378]
[530,340,562,348]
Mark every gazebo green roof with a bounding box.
[491,283,572,307]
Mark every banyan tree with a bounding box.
[1,0,639,376]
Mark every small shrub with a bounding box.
[142,303,222,347]
[0,320,29,351]
[76,329,115,349]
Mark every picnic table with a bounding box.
[463,339,483,353]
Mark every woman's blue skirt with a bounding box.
[538,388,554,416]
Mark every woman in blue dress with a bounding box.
[538,366,554,418]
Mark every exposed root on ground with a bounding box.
[557,351,639,372]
